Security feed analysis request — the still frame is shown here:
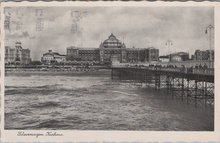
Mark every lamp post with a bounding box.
[165,39,173,62]
[205,24,214,68]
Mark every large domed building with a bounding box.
[66,33,159,64]
[99,33,126,63]
[102,33,124,49]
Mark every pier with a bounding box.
[111,65,214,107]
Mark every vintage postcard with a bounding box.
[0,1,220,142]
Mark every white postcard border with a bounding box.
[1,1,220,142]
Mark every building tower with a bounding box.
[15,42,22,63]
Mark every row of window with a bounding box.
[67,53,157,59]
[68,50,157,55]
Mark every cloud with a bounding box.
[7,31,30,39]
[4,6,214,60]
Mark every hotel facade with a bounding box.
[66,33,159,64]
[5,42,31,65]
[194,49,214,61]
[41,50,66,65]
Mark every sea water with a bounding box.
[4,72,214,130]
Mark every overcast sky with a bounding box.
[4,6,214,60]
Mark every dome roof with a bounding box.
[102,33,123,48]
[104,33,120,43]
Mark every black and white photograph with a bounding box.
[2,5,215,132]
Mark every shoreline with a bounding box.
[5,69,111,76]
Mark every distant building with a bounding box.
[159,55,170,62]
[125,48,145,63]
[170,52,189,62]
[67,47,100,62]
[5,42,31,65]
[194,49,214,61]
[41,50,66,65]
[145,47,159,62]
[66,33,159,63]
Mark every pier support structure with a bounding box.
[111,67,214,107]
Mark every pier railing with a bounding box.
[112,65,214,76]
